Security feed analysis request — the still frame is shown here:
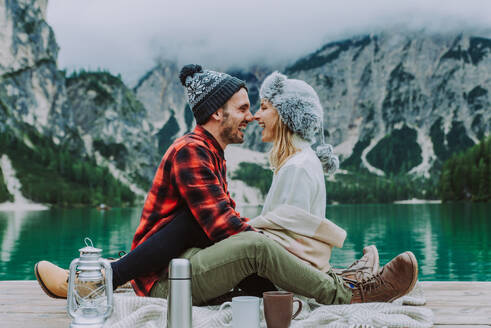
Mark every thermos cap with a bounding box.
[169,258,192,279]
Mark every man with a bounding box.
[35,64,261,297]
[35,64,417,305]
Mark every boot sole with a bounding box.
[34,262,66,299]
[388,251,418,302]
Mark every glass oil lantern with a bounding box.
[67,238,113,328]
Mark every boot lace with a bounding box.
[353,271,387,302]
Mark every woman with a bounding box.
[250,72,378,277]
[250,72,348,272]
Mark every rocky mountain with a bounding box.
[0,0,69,140]
[133,33,490,180]
[0,0,149,205]
[286,33,490,177]
[65,71,159,192]
[134,62,190,136]
[1,0,489,206]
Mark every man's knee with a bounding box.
[229,231,271,254]
[231,231,265,244]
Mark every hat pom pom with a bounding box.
[179,64,203,86]
[260,71,287,100]
[268,71,287,90]
[316,144,339,175]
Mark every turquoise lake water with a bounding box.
[0,203,489,281]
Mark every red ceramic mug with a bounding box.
[263,291,302,328]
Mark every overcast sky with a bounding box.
[46,0,491,85]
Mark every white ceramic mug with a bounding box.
[217,296,260,328]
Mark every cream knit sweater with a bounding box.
[251,135,346,271]
[261,135,327,218]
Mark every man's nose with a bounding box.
[245,110,254,122]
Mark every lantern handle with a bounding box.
[84,237,94,248]
[66,258,80,319]
[99,258,114,319]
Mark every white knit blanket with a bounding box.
[103,282,433,328]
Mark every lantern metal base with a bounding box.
[70,322,105,328]
[69,315,106,328]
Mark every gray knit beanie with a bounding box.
[260,71,339,175]
[179,64,247,124]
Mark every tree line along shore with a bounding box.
[0,130,489,207]
[233,136,490,204]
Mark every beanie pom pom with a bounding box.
[316,144,339,175]
[179,64,203,86]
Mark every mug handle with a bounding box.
[292,299,302,319]
[217,301,232,327]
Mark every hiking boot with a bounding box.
[349,251,418,303]
[34,261,69,299]
[35,260,109,299]
[333,245,379,280]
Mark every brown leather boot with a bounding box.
[34,261,69,299]
[349,251,418,303]
[35,257,132,299]
[334,245,379,280]
[35,261,107,299]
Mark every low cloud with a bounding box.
[47,0,491,85]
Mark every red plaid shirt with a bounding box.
[131,125,253,296]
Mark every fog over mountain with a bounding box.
[46,0,491,84]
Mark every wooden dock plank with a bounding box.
[0,281,490,327]
[0,281,69,327]
[429,305,491,325]
[420,282,491,326]
[434,326,491,328]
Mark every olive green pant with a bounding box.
[150,231,352,305]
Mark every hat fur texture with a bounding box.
[260,71,339,174]
[260,72,324,142]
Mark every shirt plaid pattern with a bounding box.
[131,125,253,296]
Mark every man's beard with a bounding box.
[219,111,244,144]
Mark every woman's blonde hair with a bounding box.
[269,112,299,173]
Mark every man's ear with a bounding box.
[211,108,223,121]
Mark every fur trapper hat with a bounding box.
[260,71,339,174]
[260,71,322,142]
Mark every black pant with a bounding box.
[111,207,212,288]
[111,207,276,296]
